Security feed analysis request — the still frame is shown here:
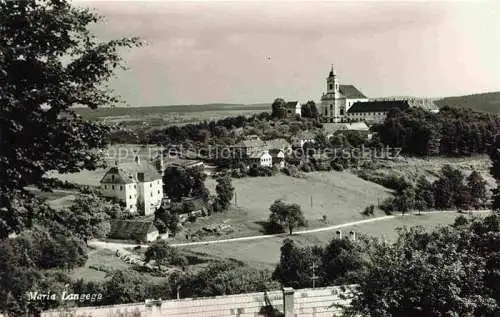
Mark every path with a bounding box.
[89,209,492,251]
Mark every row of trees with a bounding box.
[378,166,488,214]
[375,106,500,156]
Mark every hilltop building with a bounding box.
[320,66,368,123]
[284,101,302,117]
[99,155,163,215]
[320,66,440,124]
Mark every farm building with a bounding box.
[248,150,273,167]
[284,101,302,117]
[108,220,164,243]
[322,121,370,138]
[233,135,266,156]
[268,149,285,168]
[265,138,291,153]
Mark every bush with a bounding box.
[282,165,299,177]
[331,162,344,171]
[379,197,395,215]
[301,164,312,173]
[362,205,375,216]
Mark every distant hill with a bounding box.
[435,91,500,113]
[74,103,270,120]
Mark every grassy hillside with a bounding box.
[435,91,500,113]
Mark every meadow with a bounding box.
[181,211,492,270]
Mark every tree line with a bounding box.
[375,106,500,156]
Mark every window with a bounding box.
[150,193,153,197]
[329,84,333,90]
[111,175,115,181]
[129,195,132,199]
[130,205,133,209]
[150,183,152,188]
[104,185,107,189]
[158,190,160,194]
[134,184,136,189]
[112,185,115,190]
[120,185,123,190]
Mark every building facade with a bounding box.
[320,66,368,123]
[100,156,163,216]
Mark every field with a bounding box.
[71,248,130,282]
[176,172,393,241]
[181,211,492,270]
[74,103,270,120]
[74,103,270,128]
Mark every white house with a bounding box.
[269,149,285,168]
[100,156,163,216]
[284,101,302,117]
[248,150,273,167]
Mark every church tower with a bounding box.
[321,65,341,122]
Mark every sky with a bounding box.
[78,0,500,106]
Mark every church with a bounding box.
[319,66,439,124]
[320,66,368,123]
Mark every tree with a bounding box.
[144,239,180,270]
[179,261,280,298]
[163,166,209,202]
[347,216,500,317]
[272,239,323,288]
[301,100,319,118]
[213,175,234,212]
[393,187,416,214]
[0,0,140,237]
[268,199,306,235]
[155,206,181,237]
[102,270,147,305]
[433,165,468,209]
[271,98,287,118]
[53,192,112,243]
[414,176,435,213]
[320,237,366,284]
[490,135,500,211]
[467,171,488,209]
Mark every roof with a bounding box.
[323,122,369,134]
[339,85,367,99]
[100,161,162,184]
[181,197,208,212]
[284,101,300,109]
[294,130,316,140]
[108,220,157,240]
[248,150,271,159]
[347,100,410,113]
[268,149,284,157]
[265,138,291,150]
[234,136,266,149]
[165,159,204,169]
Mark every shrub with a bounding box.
[283,165,299,177]
[332,162,344,171]
[362,205,375,216]
[301,164,312,173]
[379,197,395,215]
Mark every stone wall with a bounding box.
[41,285,357,317]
